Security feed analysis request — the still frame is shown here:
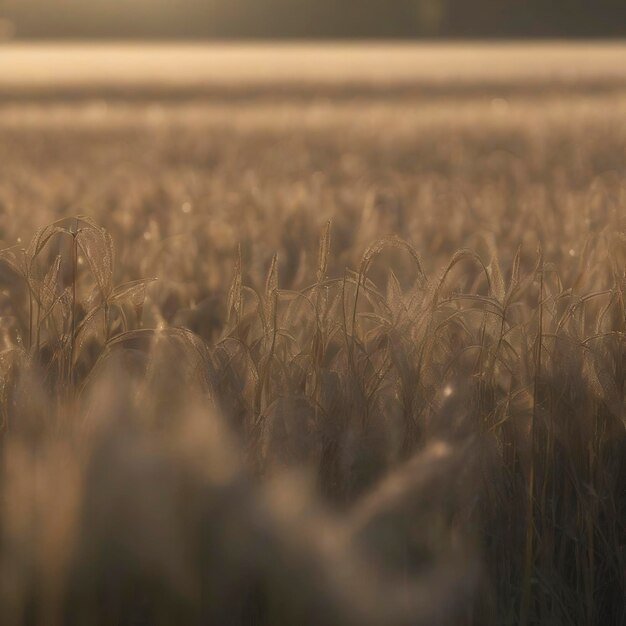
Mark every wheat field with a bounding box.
[0,44,624,626]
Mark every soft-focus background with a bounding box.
[0,3,624,626]
[2,0,626,38]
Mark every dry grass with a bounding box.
[0,50,624,625]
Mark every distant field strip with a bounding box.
[2,42,626,89]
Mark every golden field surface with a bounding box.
[0,45,624,626]
[3,43,626,87]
